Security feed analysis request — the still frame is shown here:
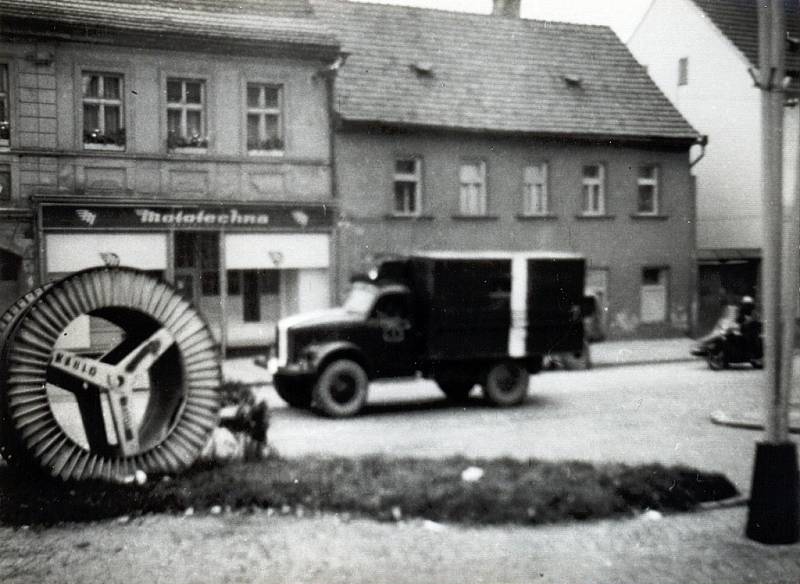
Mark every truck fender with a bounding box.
[301,341,372,378]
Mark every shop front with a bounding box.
[38,201,336,352]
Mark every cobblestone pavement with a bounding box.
[1,506,798,584]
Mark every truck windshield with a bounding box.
[344,282,379,315]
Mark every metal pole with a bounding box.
[746,0,799,544]
[763,0,787,445]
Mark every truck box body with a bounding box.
[385,251,586,362]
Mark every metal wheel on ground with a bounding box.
[483,361,529,406]
[312,359,368,418]
[0,267,221,481]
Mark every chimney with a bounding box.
[492,0,521,17]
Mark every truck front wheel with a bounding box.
[274,378,312,409]
[483,361,529,406]
[312,359,369,418]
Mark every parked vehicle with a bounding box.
[268,251,593,417]
[690,304,763,370]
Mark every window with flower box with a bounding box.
[166,78,207,150]
[247,83,283,153]
[0,64,10,147]
[0,165,10,201]
[82,72,125,150]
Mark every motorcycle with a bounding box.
[691,305,763,370]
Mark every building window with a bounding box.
[641,267,668,323]
[581,164,605,215]
[246,83,283,153]
[0,64,10,146]
[459,160,487,215]
[393,158,422,216]
[166,78,207,149]
[523,163,549,215]
[82,73,125,149]
[0,165,9,201]
[637,165,659,215]
[678,57,688,86]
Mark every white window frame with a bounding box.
[166,78,207,151]
[523,162,549,216]
[581,163,605,216]
[82,72,125,151]
[459,160,487,216]
[0,63,9,148]
[246,83,284,155]
[393,157,422,216]
[637,165,659,215]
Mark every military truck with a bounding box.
[269,251,591,417]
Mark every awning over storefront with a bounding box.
[224,233,329,269]
[45,233,168,273]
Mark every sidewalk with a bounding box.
[222,337,698,384]
[590,336,695,368]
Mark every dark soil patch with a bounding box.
[0,455,737,527]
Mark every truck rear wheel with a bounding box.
[312,359,368,418]
[483,361,529,406]
[274,378,312,409]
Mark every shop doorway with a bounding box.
[174,231,221,324]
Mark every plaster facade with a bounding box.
[334,128,696,339]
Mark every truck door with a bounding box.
[368,292,417,378]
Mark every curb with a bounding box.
[592,357,696,369]
[710,410,800,433]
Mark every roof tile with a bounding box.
[692,0,800,70]
[0,0,339,50]
[314,0,697,141]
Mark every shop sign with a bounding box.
[41,203,334,231]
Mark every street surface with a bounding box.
[267,359,764,491]
[3,359,800,584]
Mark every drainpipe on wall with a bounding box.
[316,52,348,305]
[689,134,708,168]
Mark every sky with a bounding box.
[350,0,654,41]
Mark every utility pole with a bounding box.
[746,0,800,545]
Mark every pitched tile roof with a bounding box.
[0,0,339,53]
[692,0,800,71]
[313,0,698,142]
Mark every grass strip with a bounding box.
[0,455,737,527]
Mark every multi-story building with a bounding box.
[316,0,703,339]
[628,0,799,331]
[0,0,341,350]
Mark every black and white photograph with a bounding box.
[0,0,799,582]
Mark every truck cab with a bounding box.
[270,251,590,417]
